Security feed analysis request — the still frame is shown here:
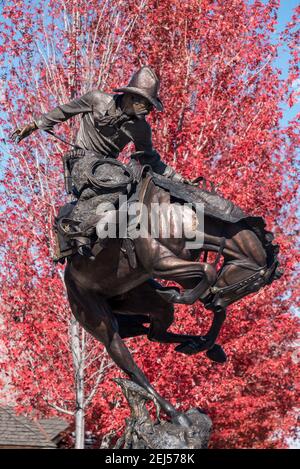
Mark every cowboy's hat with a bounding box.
[113,66,163,112]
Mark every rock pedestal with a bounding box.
[114,378,212,449]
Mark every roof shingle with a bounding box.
[0,407,69,448]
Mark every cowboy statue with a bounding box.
[10,64,283,446]
[11,66,194,259]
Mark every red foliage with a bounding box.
[0,0,299,448]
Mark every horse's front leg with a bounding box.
[174,306,227,363]
[150,255,226,361]
[152,255,217,305]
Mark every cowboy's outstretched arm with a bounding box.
[11,91,94,143]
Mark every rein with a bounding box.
[44,129,80,149]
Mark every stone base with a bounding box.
[113,379,212,449]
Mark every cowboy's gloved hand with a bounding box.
[162,165,198,185]
[11,121,37,144]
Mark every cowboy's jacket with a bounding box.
[34,90,167,174]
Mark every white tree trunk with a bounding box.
[71,317,86,449]
[75,404,85,449]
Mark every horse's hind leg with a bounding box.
[110,279,224,363]
[109,280,174,341]
[64,271,191,427]
[113,313,150,339]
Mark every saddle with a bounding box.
[52,160,152,264]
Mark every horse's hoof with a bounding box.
[172,413,192,428]
[206,344,227,363]
[175,338,207,355]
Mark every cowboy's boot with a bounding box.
[57,217,94,259]
[73,220,110,258]
[64,221,95,259]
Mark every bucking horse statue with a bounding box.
[11,65,283,431]
[63,161,282,429]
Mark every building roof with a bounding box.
[38,418,70,440]
[0,406,69,448]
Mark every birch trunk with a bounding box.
[70,317,86,449]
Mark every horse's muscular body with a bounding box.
[64,176,281,428]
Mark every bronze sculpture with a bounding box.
[11,66,283,432]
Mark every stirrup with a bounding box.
[75,236,95,259]
[57,218,84,238]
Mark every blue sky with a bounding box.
[273,0,299,127]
